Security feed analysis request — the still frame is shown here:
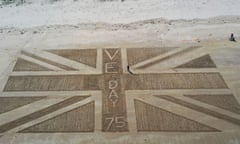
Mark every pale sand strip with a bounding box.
[170,94,240,120]
[0,97,70,126]
[132,46,199,69]
[4,96,96,134]
[24,49,97,72]
[20,55,63,71]
[135,95,238,131]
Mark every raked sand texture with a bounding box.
[0,43,240,143]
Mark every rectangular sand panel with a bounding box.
[124,73,228,90]
[4,75,101,91]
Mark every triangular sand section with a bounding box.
[13,58,51,71]
[127,47,176,66]
[104,49,119,57]
[134,100,218,132]
[0,97,45,114]
[176,54,216,68]
[48,49,97,68]
[20,102,94,132]
[184,94,240,114]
